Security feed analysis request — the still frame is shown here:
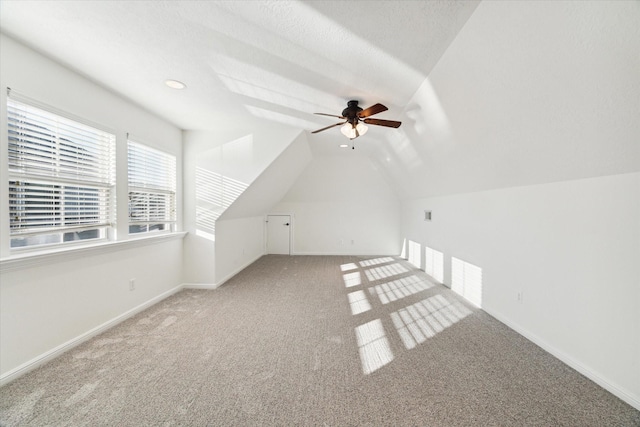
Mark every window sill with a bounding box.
[0,231,187,273]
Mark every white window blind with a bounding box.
[7,94,116,248]
[127,140,176,234]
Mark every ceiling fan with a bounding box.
[311,100,401,140]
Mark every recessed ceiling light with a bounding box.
[165,79,186,90]
[339,144,349,148]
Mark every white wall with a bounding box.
[397,1,640,409]
[0,238,184,381]
[214,216,266,285]
[401,173,640,407]
[0,35,184,380]
[213,132,312,283]
[220,131,312,221]
[182,126,304,284]
[273,154,401,255]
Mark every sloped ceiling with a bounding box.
[0,0,479,153]
[374,0,640,199]
[218,131,312,221]
[3,1,633,202]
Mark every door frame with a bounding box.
[265,213,294,255]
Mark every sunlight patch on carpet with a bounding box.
[364,263,408,282]
[343,271,361,288]
[348,290,371,315]
[372,274,434,304]
[355,319,393,374]
[391,294,472,349]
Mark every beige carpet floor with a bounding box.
[1,255,638,426]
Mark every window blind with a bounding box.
[127,140,176,233]
[7,95,116,247]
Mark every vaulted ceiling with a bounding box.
[2,1,637,200]
[0,0,478,150]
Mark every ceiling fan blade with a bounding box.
[311,121,346,134]
[363,118,402,128]
[315,113,345,119]
[358,103,388,118]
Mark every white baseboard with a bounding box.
[0,285,183,387]
[483,307,640,411]
[182,283,220,290]
[214,253,264,287]
[1,255,266,386]
[291,251,398,256]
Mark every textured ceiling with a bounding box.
[0,0,479,147]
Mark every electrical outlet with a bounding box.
[129,279,136,291]
[351,240,355,245]
[517,291,523,304]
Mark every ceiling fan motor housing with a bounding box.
[342,100,363,125]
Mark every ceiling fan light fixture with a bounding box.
[312,100,401,138]
[341,123,356,139]
[356,122,368,136]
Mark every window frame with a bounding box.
[6,91,116,251]
[127,138,177,235]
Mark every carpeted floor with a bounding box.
[1,255,638,426]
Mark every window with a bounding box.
[7,94,116,249]
[127,140,176,234]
